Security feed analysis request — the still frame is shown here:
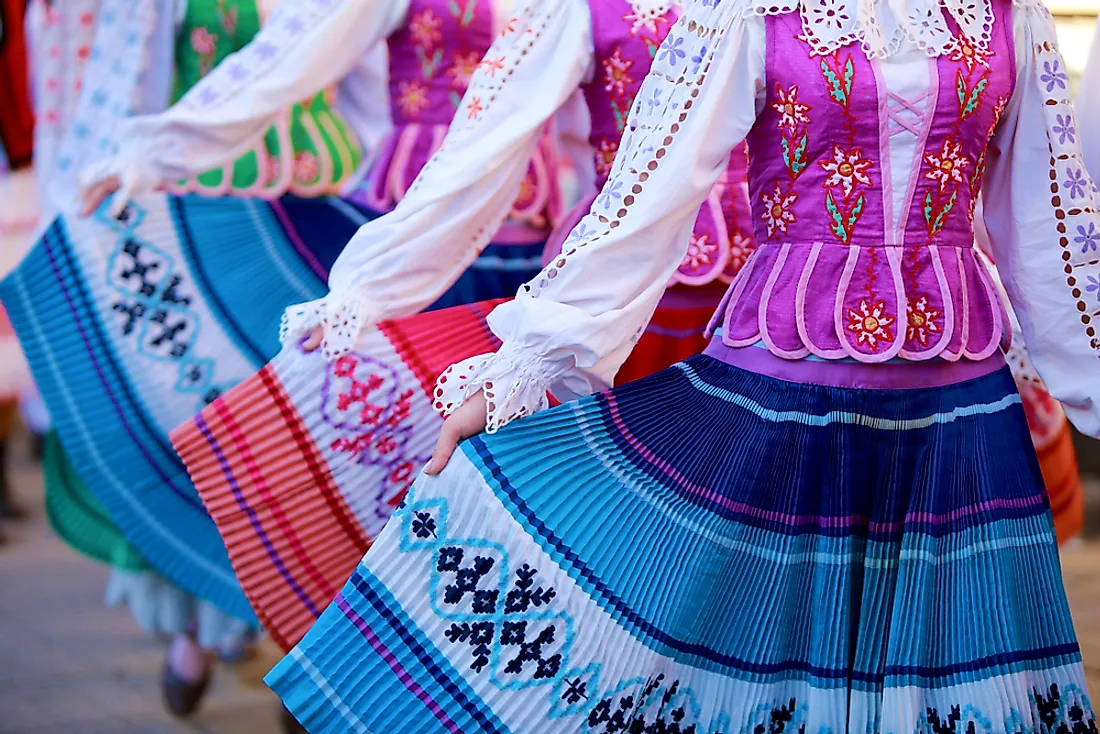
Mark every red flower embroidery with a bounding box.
[924,138,971,192]
[603,48,635,98]
[594,139,619,177]
[682,233,718,269]
[410,9,443,48]
[761,183,798,239]
[771,85,810,133]
[947,35,993,73]
[905,295,941,347]
[397,80,431,117]
[190,26,217,57]
[846,300,896,350]
[448,51,482,90]
[820,145,873,198]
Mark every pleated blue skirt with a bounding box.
[268,353,1093,732]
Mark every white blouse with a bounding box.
[410,0,1100,439]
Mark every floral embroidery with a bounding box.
[772,85,810,133]
[1040,59,1069,93]
[397,80,431,117]
[295,151,319,183]
[762,184,798,239]
[846,299,896,349]
[603,48,635,98]
[947,35,993,72]
[1052,114,1076,145]
[1087,275,1100,303]
[820,145,873,198]
[1075,223,1100,254]
[466,96,484,120]
[480,55,506,77]
[682,234,718,270]
[190,27,218,75]
[448,51,482,89]
[594,139,619,177]
[410,9,443,48]
[1065,169,1089,200]
[924,138,971,192]
[728,232,754,273]
[906,295,942,347]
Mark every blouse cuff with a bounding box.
[79,152,160,218]
[433,342,570,433]
[278,289,383,361]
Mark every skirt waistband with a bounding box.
[702,339,1007,390]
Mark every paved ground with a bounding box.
[2,429,1100,733]
[0,433,285,734]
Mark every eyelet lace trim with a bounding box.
[278,291,382,362]
[433,343,561,433]
[744,0,1006,59]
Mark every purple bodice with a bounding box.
[357,0,558,230]
[547,0,755,286]
[714,4,1016,362]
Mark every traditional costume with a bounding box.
[264,0,1099,729]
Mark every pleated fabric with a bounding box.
[43,430,149,572]
[172,300,506,650]
[0,193,375,620]
[268,355,1094,733]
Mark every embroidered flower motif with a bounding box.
[448,52,481,90]
[190,26,217,57]
[1053,114,1076,145]
[924,138,971,192]
[1087,274,1100,303]
[594,139,619,177]
[810,0,851,32]
[410,9,443,48]
[265,156,282,186]
[295,152,319,182]
[682,234,718,269]
[1065,169,1089,200]
[603,48,635,98]
[772,85,811,133]
[626,7,670,35]
[728,232,755,273]
[905,295,941,347]
[219,5,239,35]
[657,35,686,65]
[846,299,895,350]
[1075,222,1100,253]
[820,146,873,198]
[1040,60,1068,93]
[499,17,518,36]
[761,183,798,239]
[947,35,992,72]
[480,56,506,77]
[397,80,431,117]
[466,96,484,120]
[597,181,624,210]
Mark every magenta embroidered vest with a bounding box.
[357,0,558,230]
[714,4,1015,362]
[570,0,755,286]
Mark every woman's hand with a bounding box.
[302,325,324,352]
[79,175,122,217]
[426,390,488,475]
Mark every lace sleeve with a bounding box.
[433,0,766,432]
[280,0,595,360]
[78,0,405,205]
[981,0,1100,438]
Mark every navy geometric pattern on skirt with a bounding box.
[268,355,1094,732]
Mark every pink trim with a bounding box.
[832,246,864,359]
[288,113,333,199]
[672,189,732,287]
[719,249,765,348]
[385,123,424,207]
[898,245,955,360]
[758,243,810,358]
[795,243,847,359]
[896,57,940,242]
[873,59,896,241]
[964,250,1006,360]
[264,116,297,197]
[509,139,551,221]
[941,251,970,361]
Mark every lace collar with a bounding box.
[744,0,1010,58]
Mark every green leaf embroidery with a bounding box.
[821,59,848,107]
[842,57,855,99]
[416,48,444,80]
[826,191,849,243]
[923,191,935,227]
[847,194,865,230]
[781,133,809,177]
[956,72,968,109]
[927,189,959,237]
[962,76,988,119]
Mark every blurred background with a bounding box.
[3,4,1100,734]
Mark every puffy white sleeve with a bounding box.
[981,1,1100,438]
[79,0,407,199]
[432,0,765,431]
[280,0,595,359]
[1076,15,1100,179]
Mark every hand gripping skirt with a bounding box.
[265,347,1094,733]
[172,290,725,652]
[0,193,375,620]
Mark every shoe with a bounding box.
[280,704,307,734]
[161,657,212,718]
